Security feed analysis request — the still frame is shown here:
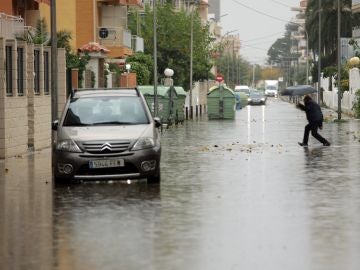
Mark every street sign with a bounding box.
[216,74,224,82]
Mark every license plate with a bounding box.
[89,159,124,169]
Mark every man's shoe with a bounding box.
[298,142,308,147]
[323,142,331,146]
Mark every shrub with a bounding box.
[355,89,360,118]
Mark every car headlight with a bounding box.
[56,139,82,153]
[132,137,155,151]
[248,98,252,102]
[261,98,265,101]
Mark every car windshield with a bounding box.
[63,96,149,126]
[266,85,277,90]
[235,89,250,94]
[250,92,263,98]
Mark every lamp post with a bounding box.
[190,7,194,119]
[220,30,238,86]
[153,0,158,117]
[125,63,131,87]
[51,0,57,122]
[318,0,322,104]
[337,0,342,120]
[164,68,174,86]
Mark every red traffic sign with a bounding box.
[216,74,224,82]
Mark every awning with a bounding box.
[34,0,50,5]
[99,0,143,7]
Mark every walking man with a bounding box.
[296,95,330,147]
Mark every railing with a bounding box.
[97,27,132,48]
[0,13,24,39]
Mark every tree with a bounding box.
[305,0,360,80]
[128,3,212,89]
[16,17,49,45]
[261,67,282,80]
[126,53,153,85]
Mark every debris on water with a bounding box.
[200,146,210,152]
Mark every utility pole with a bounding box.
[153,0,158,117]
[190,8,193,119]
[51,0,58,122]
[337,0,342,120]
[252,64,255,87]
[317,0,322,104]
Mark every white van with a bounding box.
[234,85,250,96]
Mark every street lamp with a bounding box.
[164,68,174,86]
[125,63,131,73]
[125,63,131,87]
[337,0,342,120]
[153,0,158,117]
[318,0,322,104]
[220,30,238,86]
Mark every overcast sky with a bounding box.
[220,0,301,65]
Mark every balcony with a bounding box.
[0,13,25,39]
[98,27,132,48]
[99,0,143,7]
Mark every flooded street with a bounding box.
[1,99,360,270]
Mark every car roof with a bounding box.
[72,88,139,98]
[235,85,250,90]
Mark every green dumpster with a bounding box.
[207,84,236,119]
[174,86,187,124]
[138,85,177,125]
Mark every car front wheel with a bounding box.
[147,167,161,184]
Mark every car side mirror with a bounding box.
[52,120,59,131]
[154,117,161,128]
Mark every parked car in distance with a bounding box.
[248,91,267,105]
[234,85,250,97]
[52,88,162,184]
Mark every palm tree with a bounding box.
[305,0,355,68]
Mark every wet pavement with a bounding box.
[1,98,360,270]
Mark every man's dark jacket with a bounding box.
[298,100,323,123]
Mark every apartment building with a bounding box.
[290,0,308,65]
[208,0,220,21]
[56,0,144,59]
[0,1,66,158]
[142,0,208,24]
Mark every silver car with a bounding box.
[52,88,161,184]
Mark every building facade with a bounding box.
[56,0,144,59]
[208,0,220,21]
[290,0,308,65]
[0,2,66,159]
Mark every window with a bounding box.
[44,51,50,95]
[34,50,40,94]
[17,48,24,96]
[5,46,13,96]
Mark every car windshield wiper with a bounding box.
[63,122,91,127]
[90,121,139,125]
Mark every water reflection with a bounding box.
[52,182,161,270]
[302,123,360,270]
[0,151,53,270]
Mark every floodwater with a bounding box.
[1,98,360,270]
